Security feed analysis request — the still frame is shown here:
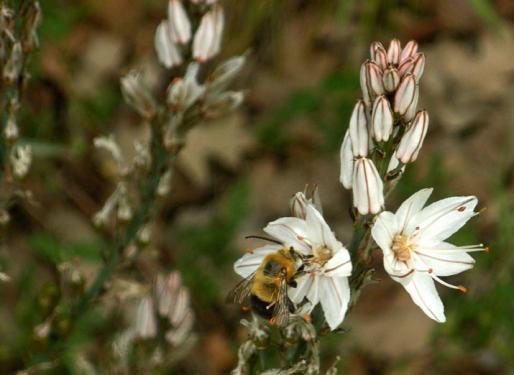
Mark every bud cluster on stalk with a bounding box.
[340,39,429,215]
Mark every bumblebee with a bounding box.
[227,246,306,325]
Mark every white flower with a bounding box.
[10,145,32,178]
[234,198,352,330]
[371,188,488,322]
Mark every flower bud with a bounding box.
[349,100,368,157]
[369,41,385,59]
[372,45,388,70]
[120,71,157,119]
[339,130,354,189]
[207,55,246,94]
[136,297,157,339]
[382,67,400,93]
[290,186,322,219]
[404,84,419,122]
[400,40,418,63]
[396,110,429,163]
[167,63,204,110]
[204,91,243,117]
[364,60,384,98]
[387,38,401,65]
[371,96,393,142]
[386,156,405,176]
[168,0,191,44]
[155,21,183,68]
[360,63,371,106]
[398,57,414,77]
[193,5,224,63]
[394,73,416,116]
[352,157,384,215]
[10,145,31,179]
[4,114,18,143]
[411,52,425,82]
[3,42,23,82]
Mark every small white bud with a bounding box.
[369,41,385,60]
[364,60,384,98]
[371,44,388,70]
[339,130,354,189]
[4,114,18,142]
[404,84,419,122]
[387,38,401,65]
[167,63,204,110]
[399,40,418,63]
[10,145,32,179]
[193,5,224,63]
[394,73,416,116]
[360,63,371,106]
[382,67,400,93]
[3,42,23,82]
[396,110,429,163]
[0,210,10,226]
[157,169,173,197]
[155,20,183,68]
[398,57,414,77]
[411,52,425,82]
[168,0,191,44]
[348,100,368,157]
[204,90,243,117]
[371,95,393,142]
[289,187,322,219]
[120,71,156,119]
[94,135,124,166]
[135,297,157,339]
[207,55,246,94]
[352,157,384,215]
[93,189,120,227]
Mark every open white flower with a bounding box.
[234,196,352,330]
[371,188,488,322]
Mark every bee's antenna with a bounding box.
[244,235,282,245]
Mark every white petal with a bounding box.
[233,245,280,278]
[414,242,475,277]
[288,274,312,304]
[371,211,398,256]
[319,276,350,330]
[415,196,478,243]
[339,130,354,189]
[306,274,320,306]
[264,217,312,254]
[401,272,445,323]
[323,248,352,277]
[304,205,340,251]
[155,21,182,68]
[396,188,433,234]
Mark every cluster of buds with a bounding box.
[155,0,224,68]
[340,39,429,215]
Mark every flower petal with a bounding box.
[415,196,478,243]
[414,242,475,277]
[319,276,350,330]
[233,245,280,278]
[304,205,341,251]
[323,248,352,277]
[288,274,312,304]
[306,274,320,306]
[371,211,398,256]
[401,272,446,322]
[264,217,312,254]
[396,188,433,234]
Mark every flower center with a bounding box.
[392,234,413,262]
[312,245,332,265]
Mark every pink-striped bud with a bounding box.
[193,5,224,62]
[352,157,384,215]
[411,52,425,82]
[394,73,416,116]
[396,110,429,163]
[387,39,401,66]
[364,60,384,98]
[371,96,393,142]
[404,84,419,122]
[369,41,385,59]
[360,63,371,106]
[372,44,388,70]
[398,57,414,77]
[400,40,418,63]
[168,0,191,44]
[339,130,354,189]
[349,100,368,157]
[382,67,400,93]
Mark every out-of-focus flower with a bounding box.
[371,188,488,322]
[167,63,204,110]
[396,110,429,163]
[203,90,243,117]
[352,157,383,215]
[206,55,246,94]
[10,144,31,178]
[135,296,157,339]
[155,20,183,68]
[371,95,393,142]
[234,199,352,330]
[348,100,368,157]
[120,71,157,119]
[4,113,18,142]
[3,42,22,82]
[339,130,353,190]
[168,0,191,44]
[192,5,224,62]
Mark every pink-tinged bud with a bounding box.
[290,187,322,219]
[369,41,385,59]
[387,39,401,65]
[136,297,157,339]
[349,100,368,157]
[372,45,388,70]
[352,157,384,215]
[396,110,429,163]
[394,73,416,116]
[382,67,400,93]
[360,63,371,106]
[193,5,224,63]
[155,21,183,68]
[411,52,425,82]
[400,40,418,63]
[404,84,419,122]
[339,130,354,189]
[371,96,393,142]
[364,60,384,98]
[398,57,414,77]
[168,0,191,44]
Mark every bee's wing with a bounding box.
[273,277,292,326]
[226,273,255,304]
